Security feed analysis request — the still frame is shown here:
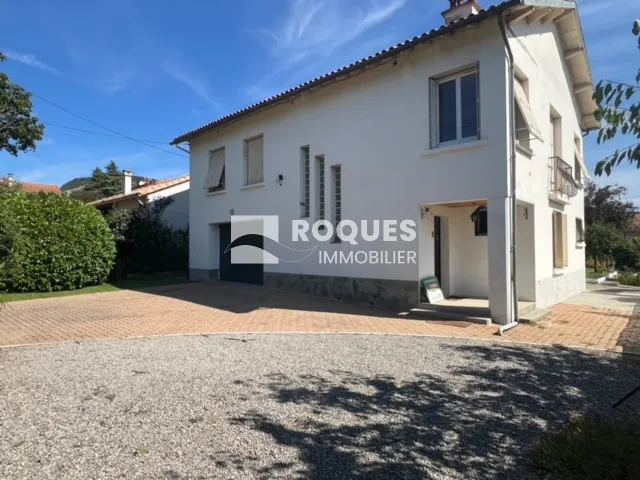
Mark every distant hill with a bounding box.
[61,175,153,193]
[60,177,91,191]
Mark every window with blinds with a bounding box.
[244,135,264,185]
[300,147,310,218]
[205,147,225,193]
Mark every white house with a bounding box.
[172,0,598,325]
[91,172,190,230]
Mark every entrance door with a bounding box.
[218,223,264,284]
[434,216,442,284]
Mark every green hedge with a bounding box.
[0,193,116,292]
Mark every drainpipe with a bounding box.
[498,12,519,335]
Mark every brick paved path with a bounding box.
[0,282,638,353]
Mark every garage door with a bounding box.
[219,223,264,284]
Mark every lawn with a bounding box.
[585,267,609,279]
[0,276,194,303]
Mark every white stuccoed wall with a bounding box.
[189,20,509,285]
[508,19,587,308]
[147,182,190,231]
[188,15,587,313]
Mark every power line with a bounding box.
[44,122,172,144]
[31,93,188,159]
[602,79,639,90]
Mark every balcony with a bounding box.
[548,156,578,204]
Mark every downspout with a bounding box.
[498,12,519,335]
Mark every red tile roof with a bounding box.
[0,180,62,194]
[90,175,190,207]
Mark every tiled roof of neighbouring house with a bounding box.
[90,175,190,207]
[0,180,62,194]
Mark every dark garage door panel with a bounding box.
[219,223,264,285]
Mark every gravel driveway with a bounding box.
[1,334,639,479]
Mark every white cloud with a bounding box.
[262,0,406,65]
[161,59,222,110]
[2,50,61,75]
[245,0,406,102]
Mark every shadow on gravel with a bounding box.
[231,344,640,479]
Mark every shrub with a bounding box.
[0,193,116,292]
[106,198,188,279]
[612,245,639,271]
[530,416,640,479]
[617,272,640,286]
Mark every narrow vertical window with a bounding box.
[331,165,342,242]
[316,155,325,223]
[300,146,310,218]
[205,147,225,193]
[553,211,568,268]
[244,135,264,185]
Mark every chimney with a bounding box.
[442,0,482,25]
[123,170,133,195]
[7,173,14,186]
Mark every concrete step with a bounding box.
[519,308,551,324]
[410,305,491,326]
[416,302,491,319]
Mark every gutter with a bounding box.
[498,12,520,334]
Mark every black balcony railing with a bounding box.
[549,156,578,198]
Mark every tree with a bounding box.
[84,162,123,198]
[593,20,640,176]
[0,53,45,155]
[584,182,635,231]
[586,223,619,272]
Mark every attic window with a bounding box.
[471,206,487,236]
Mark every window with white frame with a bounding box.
[244,135,264,185]
[316,155,325,224]
[432,68,479,146]
[552,211,568,268]
[331,164,341,242]
[205,147,225,193]
[300,146,310,218]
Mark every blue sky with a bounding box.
[0,0,638,197]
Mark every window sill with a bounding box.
[515,143,533,158]
[240,182,265,191]
[422,139,487,157]
[206,189,226,196]
[576,242,586,249]
[553,268,567,277]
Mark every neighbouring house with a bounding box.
[90,171,190,230]
[172,0,597,325]
[1,173,62,194]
